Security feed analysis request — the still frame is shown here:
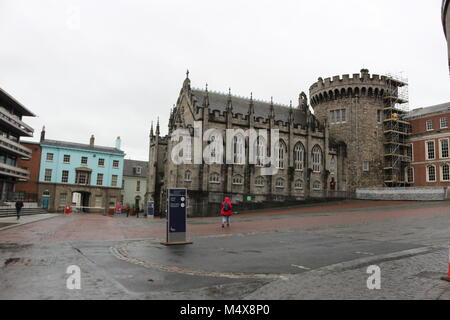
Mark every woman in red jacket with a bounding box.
[220,197,233,228]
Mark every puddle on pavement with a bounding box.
[3,257,31,267]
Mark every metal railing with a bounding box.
[0,162,29,179]
[0,135,32,158]
[0,106,34,136]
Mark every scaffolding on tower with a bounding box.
[383,73,412,188]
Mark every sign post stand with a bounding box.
[161,188,193,246]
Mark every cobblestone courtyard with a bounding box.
[1,200,449,300]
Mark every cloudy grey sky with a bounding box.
[0,0,449,160]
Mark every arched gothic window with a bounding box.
[233,135,245,165]
[313,180,322,190]
[275,177,285,188]
[256,136,266,167]
[255,176,265,186]
[232,175,244,185]
[276,140,287,169]
[294,180,304,189]
[294,143,305,171]
[312,145,322,172]
[209,172,220,184]
[184,170,192,182]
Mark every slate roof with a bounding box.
[123,159,148,177]
[404,102,450,119]
[41,139,124,155]
[190,89,309,126]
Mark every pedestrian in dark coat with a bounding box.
[15,200,24,220]
[220,197,233,228]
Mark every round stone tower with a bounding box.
[309,69,393,191]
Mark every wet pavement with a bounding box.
[0,200,449,300]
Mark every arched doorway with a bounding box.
[72,191,91,213]
[42,190,50,209]
[135,196,141,212]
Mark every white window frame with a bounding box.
[294,143,305,171]
[46,153,54,162]
[363,160,370,172]
[111,175,118,187]
[232,175,244,185]
[136,180,141,192]
[407,167,414,183]
[63,154,70,164]
[426,120,434,131]
[81,156,88,165]
[294,180,304,190]
[255,176,265,187]
[61,170,69,183]
[313,181,321,191]
[426,140,435,160]
[426,165,437,182]
[113,160,119,169]
[184,170,192,182]
[98,158,105,167]
[312,146,322,173]
[276,141,286,170]
[377,110,383,123]
[233,135,245,165]
[440,138,449,159]
[441,117,448,129]
[408,143,414,162]
[442,164,450,182]
[341,109,347,123]
[329,110,335,124]
[44,169,52,182]
[275,178,285,189]
[209,173,220,184]
[97,173,104,186]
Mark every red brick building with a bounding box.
[15,141,41,196]
[405,102,450,186]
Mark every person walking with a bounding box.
[15,199,24,220]
[220,197,233,228]
[115,202,122,216]
[125,204,130,217]
[136,204,140,218]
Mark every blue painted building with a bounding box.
[38,129,125,212]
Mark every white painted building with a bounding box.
[121,159,148,212]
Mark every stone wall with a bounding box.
[356,187,448,201]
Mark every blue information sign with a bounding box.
[165,188,189,244]
[147,201,154,217]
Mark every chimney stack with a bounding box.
[40,126,46,142]
[90,135,95,147]
[115,136,121,150]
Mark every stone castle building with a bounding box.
[309,68,409,191]
[147,69,410,216]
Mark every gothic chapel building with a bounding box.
[147,73,347,216]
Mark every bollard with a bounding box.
[442,244,450,282]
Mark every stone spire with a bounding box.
[150,121,154,137]
[289,100,294,123]
[269,96,275,119]
[183,69,191,90]
[156,117,160,135]
[299,92,308,113]
[226,88,233,112]
[248,92,254,115]
[202,83,210,108]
